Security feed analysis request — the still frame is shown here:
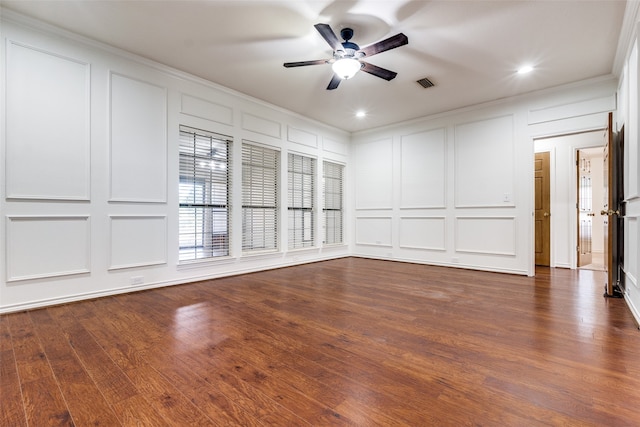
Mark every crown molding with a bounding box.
[613,0,640,77]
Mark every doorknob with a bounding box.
[600,209,620,216]
[543,212,550,218]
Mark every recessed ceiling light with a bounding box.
[517,65,534,74]
[356,111,366,118]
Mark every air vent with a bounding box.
[416,77,435,88]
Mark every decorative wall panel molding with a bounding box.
[242,113,282,139]
[322,137,348,156]
[6,41,90,200]
[355,217,392,247]
[400,128,446,209]
[287,126,318,148]
[181,94,233,125]
[109,215,167,270]
[528,94,617,125]
[626,39,639,199]
[617,61,628,133]
[399,216,446,251]
[454,115,515,207]
[455,216,516,256]
[354,138,393,209]
[110,73,167,202]
[6,216,91,281]
[627,217,638,288]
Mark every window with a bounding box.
[242,142,279,253]
[323,161,344,245]
[179,126,231,262]
[288,153,316,249]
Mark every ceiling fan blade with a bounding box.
[283,59,328,68]
[314,23,342,51]
[327,74,341,90]
[361,62,398,81]
[359,33,408,57]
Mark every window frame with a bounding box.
[322,160,344,246]
[241,141,280,254]
[178,126,232,263]
[288,152,316,250]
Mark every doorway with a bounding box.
[533,130,606,270]
[577,147,605,271]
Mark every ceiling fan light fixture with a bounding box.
[517,65,534,74]
[332,57,361,79]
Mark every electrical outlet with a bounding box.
[130,276,144,286]
[503,193,511,202]
[452,257,460,263]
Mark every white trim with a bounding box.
[454,215,517,256]
[108,215,168,270]
[0,254,350,314]
[612,0,640,77]
[6,215,91,282]
[108,71,168,203]
[5,39,92,201]
[351,254,528,276]
[398,215,447,251]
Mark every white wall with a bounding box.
[351,79,617,276]
[0,13,351,313]
[2,8,638,326]
[616,17,640,326]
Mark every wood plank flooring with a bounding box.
[2,257,640,426]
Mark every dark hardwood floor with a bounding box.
[2,257,640,426]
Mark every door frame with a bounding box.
[532,130,608,273]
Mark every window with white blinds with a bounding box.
[179,126,231,262]
[288,153,316,249]
[242,142,279,253]
[323,161,344,245]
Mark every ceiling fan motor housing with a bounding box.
[340,28,354,41]
[337,28,360,56]
[340,41,360,52]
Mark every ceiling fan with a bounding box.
[283,23,409,90]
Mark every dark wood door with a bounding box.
[602,112,616,296]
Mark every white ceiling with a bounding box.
[0,0,629,132]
